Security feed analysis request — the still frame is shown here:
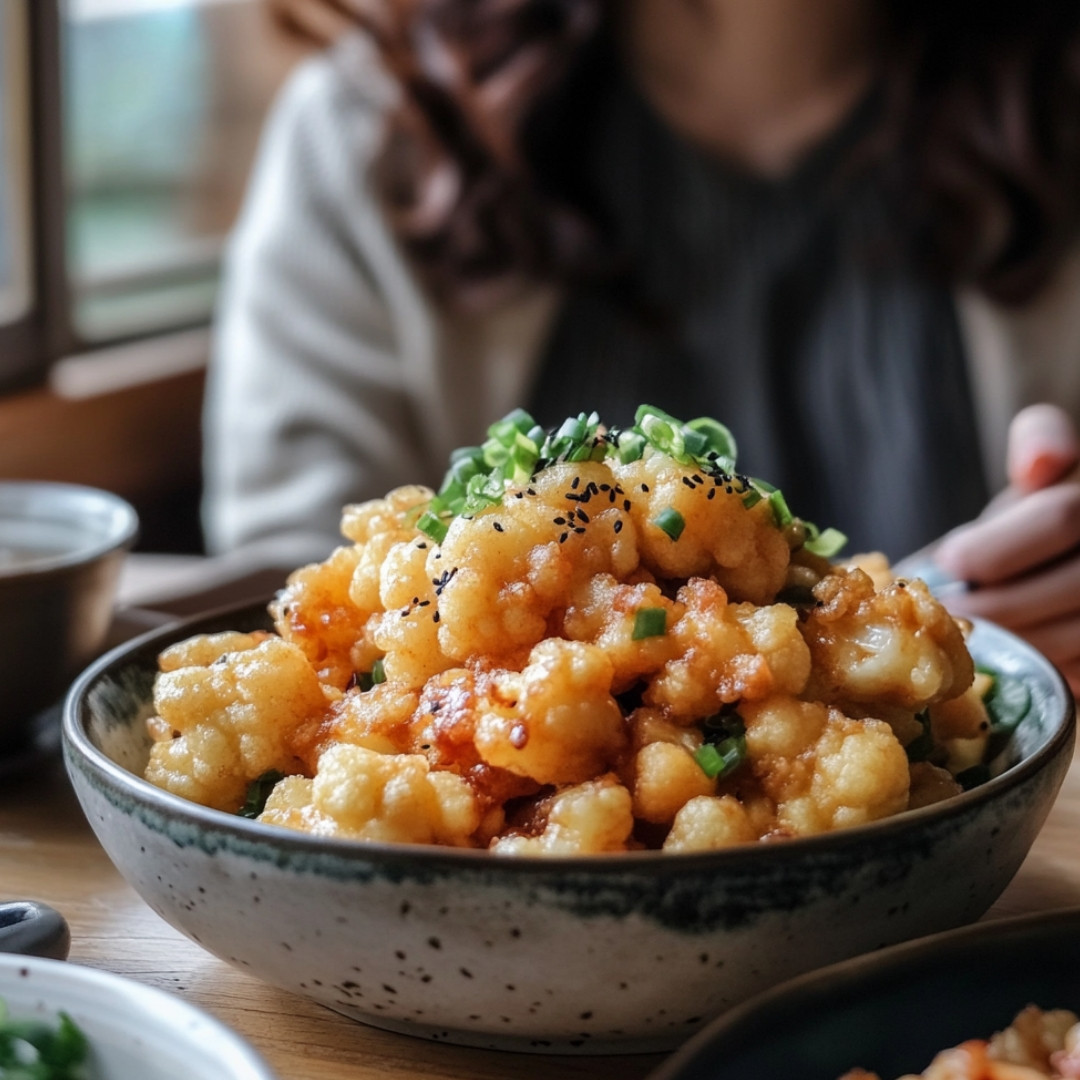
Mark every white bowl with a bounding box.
[0,953,276,1079]
[62,603,1075,1055]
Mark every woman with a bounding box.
[205,0,1080,690]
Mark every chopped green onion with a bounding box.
[804,527,848,558]
[416,511,448,544]
[653,507,686,541]
[685,416,737,464]
[979,669,1033,760]
[768,488,794,528]
[239,770,285,819]
[419,405,844,558]
[615,430,647,463]
[356,659,386,692]
[0,1000,90,1079]
[632,607,667,640]
[694,735,747,780]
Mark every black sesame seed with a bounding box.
[623,499,632,511]
[572,477,580,490]
[433,611,441,623]
[707,488,716,500]
[493,522,504,532]
[576,509,590,523]
[614,520,623,534]
[559,533,568,543]
[553,517,566,525]
[641,484,649,492]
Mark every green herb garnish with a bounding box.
[417,406,845,558]
[356,658,386,692]
[694,713,748,780]
[239,769,285,819]
[631,608,667,640]
[979,667,1033,760]
[0,998,91,1079]
[653,507,686,541]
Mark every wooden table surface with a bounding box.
[2,616,1078,1079]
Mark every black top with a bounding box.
[527,69,988,561]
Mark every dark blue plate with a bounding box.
[649,906,1080,1080]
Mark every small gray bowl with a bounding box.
[0,481,138,754]
[62,605,1074,1055]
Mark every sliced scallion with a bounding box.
[632,607,667,640]
[416,511,448,544]
[653,507,686,541]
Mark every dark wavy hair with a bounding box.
[287,0,1080,308]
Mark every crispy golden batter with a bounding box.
[146,634,330,812]
[143,417,987,854]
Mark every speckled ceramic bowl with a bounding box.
[62,603,1074,1055]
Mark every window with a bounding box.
[0,0,300,390]
[64,0,298,343]
[0,0,32,327]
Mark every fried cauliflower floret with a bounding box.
[560,574,682,693]
[474,638,627,786]
[929,670,993,741]
[740,697,910,834]
[610,449,790,604]
[156,630,270,673]
[801,567,974,710]
[145,636,329,812]
[907,761,963,810]
[435,461,639,662]
[663,795,758,851]
[345,486,433,612]
[367,537,454,688]
[989,1006,1080,1073]
[315,681,422,760]
[270,544,377,690]
[490,776,634,855]
[340,484,433,544]
[646,578,812,721]
[259,743,480,845]
[631,740,716,824]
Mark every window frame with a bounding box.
[1,0,283,396]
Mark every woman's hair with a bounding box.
[289,0,1080,307]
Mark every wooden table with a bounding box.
[2,600,1078,1079]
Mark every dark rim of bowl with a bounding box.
[0,481,139,580]
[647,904,1080,1080]
[62,598,1076,875]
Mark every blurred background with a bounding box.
[0,0,301,552]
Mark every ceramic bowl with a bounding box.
[0,953,276,1079]
[61,603,1074,1055]
[0,480,138,754]
[648,905,1080,1080]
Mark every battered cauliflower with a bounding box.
[146,634,330,812]
[801,568,974,710]
[259,743,480,846]
[142,406,993,856]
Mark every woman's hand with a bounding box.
[932,404,1080,695]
